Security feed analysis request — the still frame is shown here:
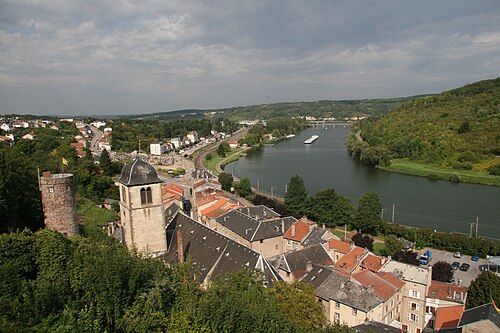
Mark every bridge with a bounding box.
[307,121,354,128]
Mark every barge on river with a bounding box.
[304,135,319,144]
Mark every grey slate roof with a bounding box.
[216,210,295,242]
[459,303,500,329]
[300,264,334,288]
[236,205,280,220]
[267,244,334,277]
[165,202,180,225]
[118,158,162,186]
[315,270,382,312]
[301,227,327,247]
[353,321,403,333]
[164,212,280,286]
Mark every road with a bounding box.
[88,124,104,153]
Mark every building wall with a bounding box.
[214,221,251,247]
[251,236,284,258]
[400,281,428,333]
[150,143,164,156]
[120,183,166,256]
[325,299,378,327]
[284,238,303,252]
[40,173,79,236]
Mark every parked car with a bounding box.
[451,261,460,270]
[471,255,480,261]
[453,252,462,258]
[459,263,470,271]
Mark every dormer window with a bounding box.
[140,187,152,204]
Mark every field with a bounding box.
[380,159,500,186]
[77,197,119,238]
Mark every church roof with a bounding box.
[118,158,162,186]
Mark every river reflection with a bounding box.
[225,127,500,239]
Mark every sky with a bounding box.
[1,1,499,116]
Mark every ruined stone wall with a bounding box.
[40,173,79,236]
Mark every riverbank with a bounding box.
[379,159,500,187]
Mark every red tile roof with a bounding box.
[328,239,352,253]
[353,270,404,301]
[376,272,405,289]
[361,253,384,272]
[435,305,464,329]
[71,142,84,149]
[334,246,365,272]
[162,184,183,200]
[428,281,468,303]
[283,220,310,242]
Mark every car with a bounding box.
[471,255,480,261]
[453,252,462,258]
[459,263,470,271]
[451,261,460,270]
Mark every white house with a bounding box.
[0,123,10,131]
[187,131,199,144]
[150,141,165,155]
[91,121,106,128]
[170,137,182,149]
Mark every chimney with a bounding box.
[306,260,313,273]
[322,224,326,230]
[292,223,296,238]
[42,171,51,178]
[281,221,285,234]
[176,228,184,263]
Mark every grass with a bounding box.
[379,159,500,186]
[205,147,244,174]
[77,196,119,238]
[373,243,386,256]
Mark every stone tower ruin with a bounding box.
[39,171,79,236]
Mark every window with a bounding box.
[426,306,436,315]
[409,302,419,311]
[140,187,153,204]
[410,290,420,298]
[49,187,54,193]
[335,302,340,309]
[408,313,418,323]
[352,308,357,316]
[428,319,435,329]
[121,187,126,203]
[334,313,340,322]
[275,244,279,250]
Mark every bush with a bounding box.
[449,174,460,182]
[426,173,439,181]
[488,163,500,176]
[452,162,472,170]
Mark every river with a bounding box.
[225,127,500,239]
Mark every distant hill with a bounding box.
[350,78,500,175]
[131,96,425,121]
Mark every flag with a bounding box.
[62,158,69,166]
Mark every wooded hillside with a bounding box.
[348,78,500,176]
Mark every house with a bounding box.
[328,239,354,263]
[22,132,38,140]
[267,244,334,282]
[150,140,165,156]
[12,121,29,128]
[283,219,313,252]
[193,178,222,193]
[186,131,199,144]
[0,123,11,131]
[164,212,281,288]
[0,134,14,142]
[353,321,402,333]
[98,138,112,152]
[90,121,106,128]
[162,183,185,207]
[424,281,467,331]
[170,137,182,149]
[214,209,296,258]
[458,303,500,332]
[228,141,238,149]
[380,260,432,333]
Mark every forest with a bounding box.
[347,78,500,179]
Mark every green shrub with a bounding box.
[488,163,500,176]
[426,173,439,181]
[449,174,460,182]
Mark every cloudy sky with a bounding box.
[1,1,499,116]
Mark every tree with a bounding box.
[352,234,374,251]
[352,191,383,235]
[218,172,233,192]
[432,261,453,283]
[383,235,403,256]
[269,281,326,330]
[466,271,500,309]
[235,178,252,198]
[393,250,419,266]
[285,175,308,216]
[305,188,337,226]
[217,142,230,157]
[99,150,113,176]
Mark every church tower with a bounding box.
[118,158,166,256]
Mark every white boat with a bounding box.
[286,134,296,138]
[304,135,319,144]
